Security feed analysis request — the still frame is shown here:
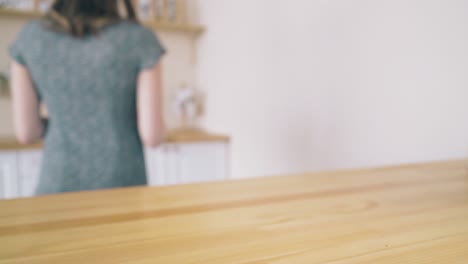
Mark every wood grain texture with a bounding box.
[0,160,467,263]
[0,138,43,151]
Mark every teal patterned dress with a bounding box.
[9,20,165,195]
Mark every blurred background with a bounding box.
[0,0,467,199]
[195,0,468,177]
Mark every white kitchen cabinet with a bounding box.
[1,140,229,199]
[0,150,43,199]
[17,150,43,198]
[145,142,229,186]
[0,152,20,199]
[179,142,228,183]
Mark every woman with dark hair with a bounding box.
[9,0,166,195]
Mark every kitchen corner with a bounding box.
[0,1,231,200]
[0,129,230,199]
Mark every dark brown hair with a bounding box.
[43,0,138,37]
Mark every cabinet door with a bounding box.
[0,152,20,200]
[178,142,228,184]
[145,147,168,186]
[18,150,43,198]
[164,144,182,185]
[145,142,229,186]
[145,144,180,186]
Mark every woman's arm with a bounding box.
[10,61,45,144]
[137,62,165,147]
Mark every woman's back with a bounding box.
[10,20,165,194]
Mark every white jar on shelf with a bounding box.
[137,0,153,20]
[166,0,185,23]
[154,0,166,21]
[0,0,34,11]
[38,0,52,13]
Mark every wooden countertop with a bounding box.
[0,129,229,151]
[0,138,43,151]
[0,160,467,263]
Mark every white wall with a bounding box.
[196,0,468,178]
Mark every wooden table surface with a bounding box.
[0,160,467,263]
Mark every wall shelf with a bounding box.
[143,20,204,34]
[0,8,204,35]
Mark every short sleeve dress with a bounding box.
[9,20,165,195]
